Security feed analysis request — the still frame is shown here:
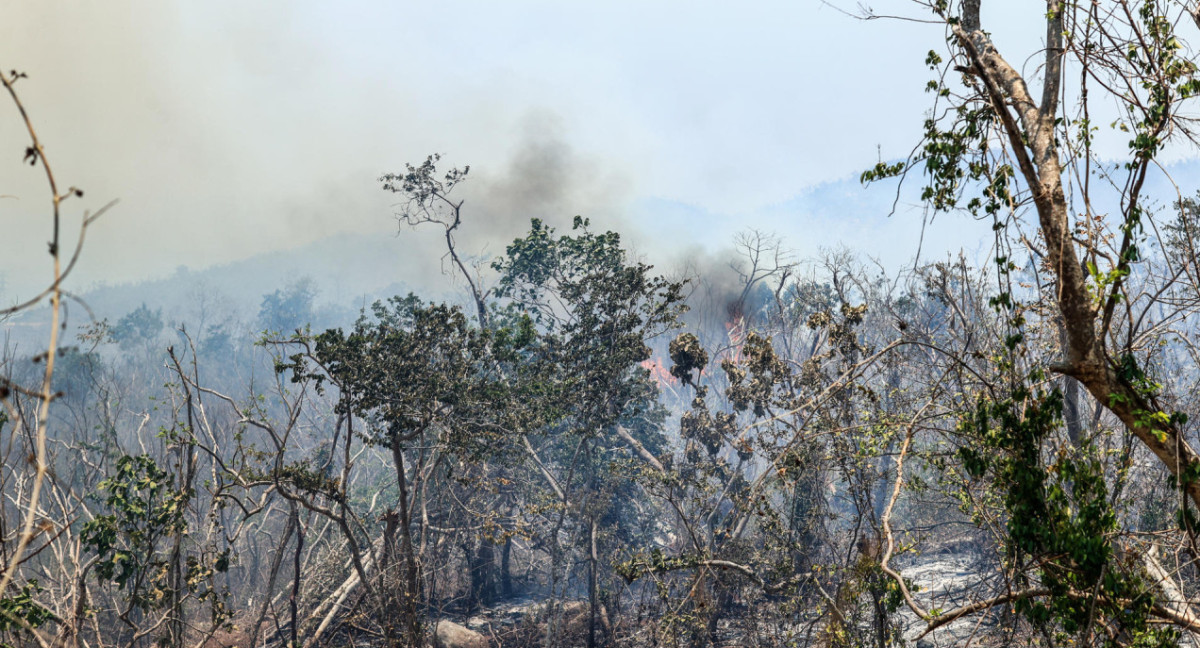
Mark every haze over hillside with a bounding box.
[5,168,996,333]
[15,152,1200,340]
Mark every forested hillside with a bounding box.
[7,2,1200,647]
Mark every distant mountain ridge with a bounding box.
[8,157,1200,340]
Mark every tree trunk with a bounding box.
[477,538,496,606]
[392,441,423,648]
[588,518,598,648]
[250,513,295,648]
[501,538,513,599]
[290,506,305,648]
[955,0,1200,512]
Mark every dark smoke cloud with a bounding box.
[0,3,638,306]
[376,112,636,299]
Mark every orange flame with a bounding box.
[640,356,678,387]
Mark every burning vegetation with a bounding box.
[9,3,1200,647]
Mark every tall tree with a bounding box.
[864,0,1200,642]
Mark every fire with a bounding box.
[639,356,678,387]
[640,314,749,393]
[723,315,746,366]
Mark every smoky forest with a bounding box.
[10,2,1200,648]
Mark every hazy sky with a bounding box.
[2,1,1190,303]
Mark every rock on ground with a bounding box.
[434,619,488,648]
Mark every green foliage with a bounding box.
[860,160,905,184]
[725,332,793,417]
[0,581,56,648]
[615,547,701,584]
[82,454,190,597]
[668,332,707,386]
[958,386,1167,642]
[1122,3,1200,163]
[80,453,229,621]
[51,346,102,400]
[493,216,687,432]
[278,458,343,500]
[489,217,687,611]
[302,296,518,453]
[112,303,164,349]
[258,278,316,333]
[379,153,469,217]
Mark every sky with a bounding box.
[1,1,1197,305]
